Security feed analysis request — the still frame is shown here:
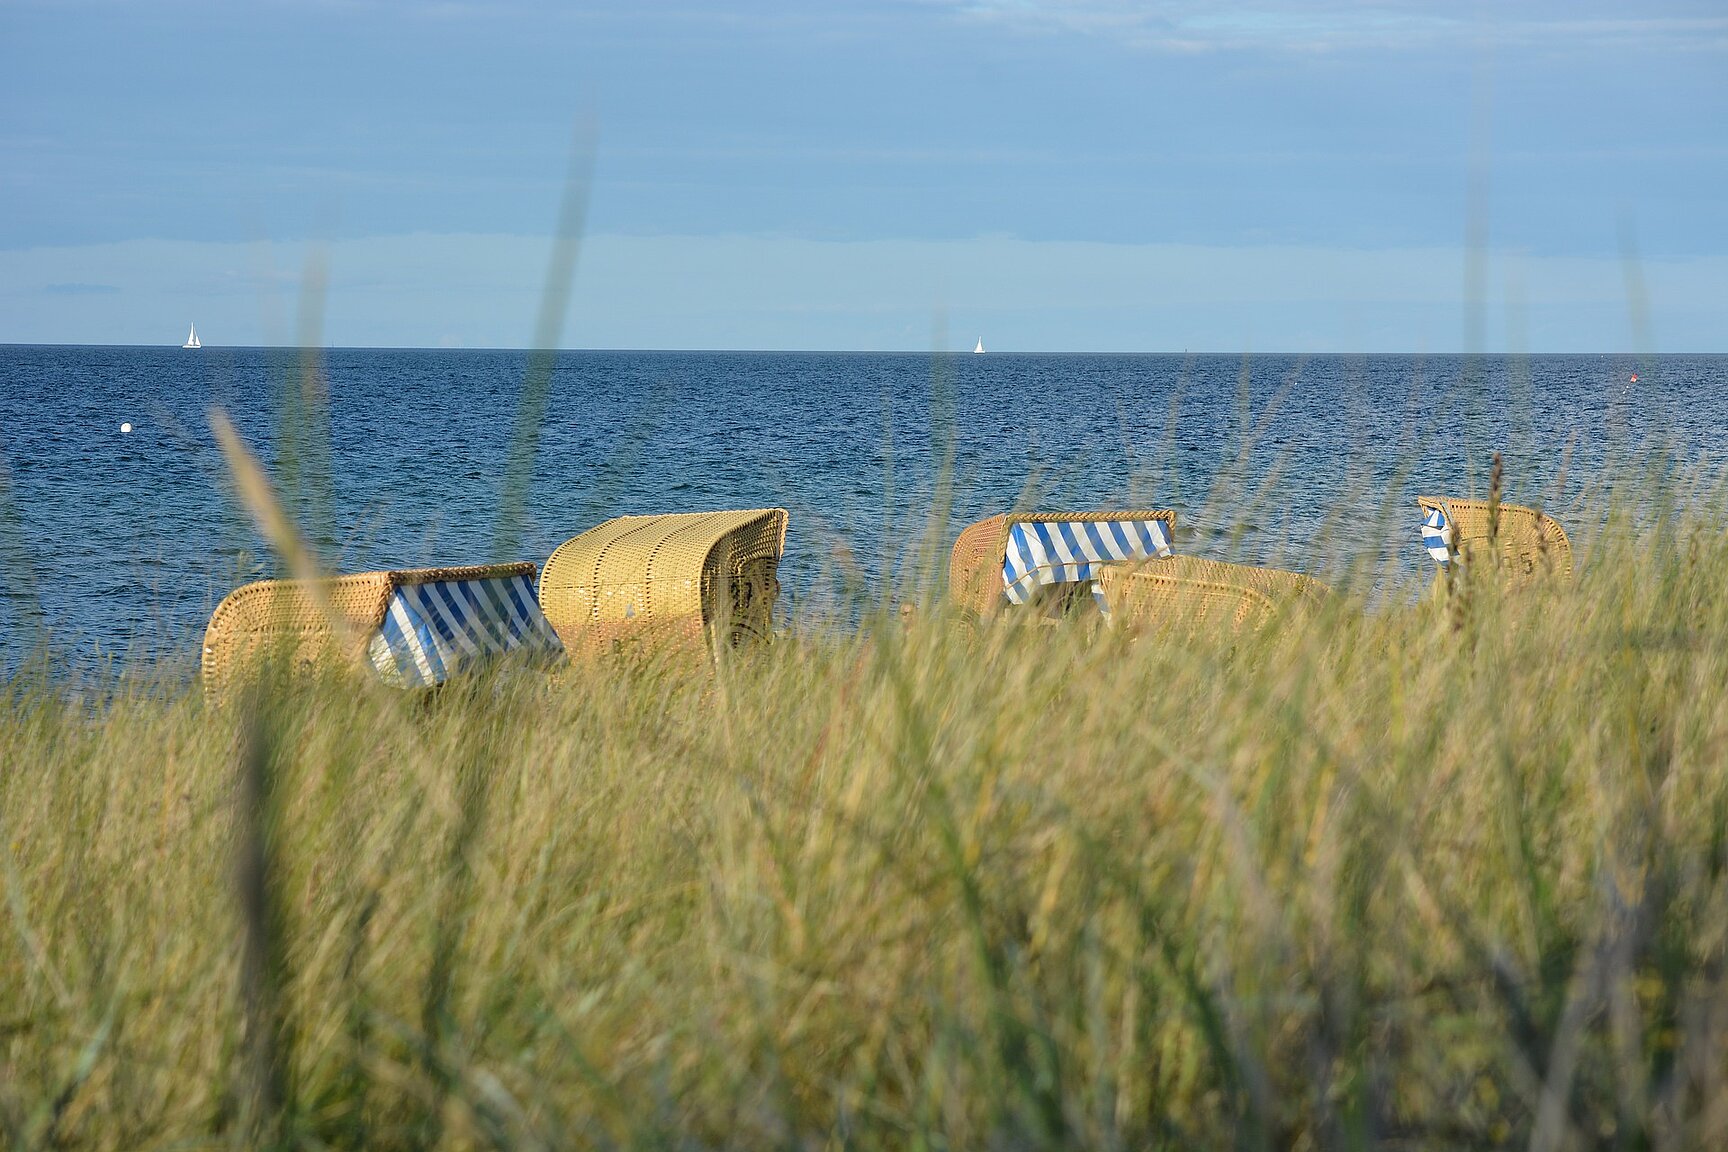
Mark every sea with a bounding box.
[2,346,1724,675]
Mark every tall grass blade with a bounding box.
[494,119,597,560]
[209,408,351,653]
[234,690,294,1147]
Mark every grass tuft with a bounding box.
[6,478,1728,1149]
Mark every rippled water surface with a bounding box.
[2,346,1723,670]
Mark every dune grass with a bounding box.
[4,471,1728,1151]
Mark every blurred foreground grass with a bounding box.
[5,491,1728,1151]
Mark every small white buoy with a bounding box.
[120,422,132,434]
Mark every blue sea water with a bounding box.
[1,346,1724,673]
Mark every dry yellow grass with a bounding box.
[5,480,1728,1150]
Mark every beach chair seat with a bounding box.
[949,510,1176,617]
[201,562,563,698]
[537,508,788,658]
[1417,496,1573,588]
[1096,556,1330,634]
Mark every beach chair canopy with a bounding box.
[949,510,1176,616]
[538,508,788,656]
[1097,556,1330,634]
[201,562,563,697]
[1417,496,1573,586]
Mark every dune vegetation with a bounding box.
[4,441,1728,1151]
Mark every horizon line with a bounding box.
[0,342,1686,357]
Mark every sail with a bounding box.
[184,324,201,349]
[973,338,985,354]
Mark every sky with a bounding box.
[1,0,1724,351]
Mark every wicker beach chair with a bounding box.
[949,510,1177,617]
[1096,556,1331,634]
[201,562,563,698]
[1417,496,1573,588]
[538,508,789,658]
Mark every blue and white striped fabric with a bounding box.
[366,572,564,688]
[1421,506,1453,568]
[1002,517,1174,604]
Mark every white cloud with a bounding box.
[931,0,1728,54]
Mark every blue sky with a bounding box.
[2,0,1724,350]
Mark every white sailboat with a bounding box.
[973,337,985,354]
[182,323,201,349]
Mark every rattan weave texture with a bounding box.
[948,509,1178,616]
[537,508,788,658]
[1098,556,1330,634]
[1417,496,1573,587]
[200,562,538,697]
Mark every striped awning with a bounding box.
[1003,517,1174,604]
[366,569,564,688]
[1421,505,1453,568]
